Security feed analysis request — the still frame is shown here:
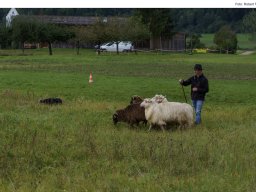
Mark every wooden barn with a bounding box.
[134,33,186,51]
[153,33,186,51]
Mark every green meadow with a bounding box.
[201,33,256,50]
[0,49,256,191]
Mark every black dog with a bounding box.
[40,98,62,104]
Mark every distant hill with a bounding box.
[171,8,251,33]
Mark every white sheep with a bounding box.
[140,98,194,131]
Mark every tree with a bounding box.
[75,17,149,55]
[135,9,173,49]
[11,16,38,53]
[242,10,256,42]
[214,25,237,54]
[104,17,129,54]
[186,33,204,53]
[88,19,112,52]
[37,22,74,55]
[71,18,128,55]
[102,17,149,54]
[0,24,12,49]
[10,16,74,55]
[73,18,112,55]
[124,16,150,43]
[70,26,85,55]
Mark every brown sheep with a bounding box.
[113,103,147,127]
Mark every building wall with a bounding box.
[6,8,19,27]
[135,33,185,51]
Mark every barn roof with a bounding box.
[29,15,98,25]
[19,15,126,26]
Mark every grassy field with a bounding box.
[0,48,256,191]
[201,33,256,50]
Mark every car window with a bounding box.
[106,42,113,46]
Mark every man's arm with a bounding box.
[179,77,192,86]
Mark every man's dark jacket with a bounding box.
[181,74,209,100]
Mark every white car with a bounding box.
[100,41,133,52]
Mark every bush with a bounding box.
[214,25,238,54]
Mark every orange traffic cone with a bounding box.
[89,72,93,83]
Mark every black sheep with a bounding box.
[40,98,62,104]
[113,103,147,127]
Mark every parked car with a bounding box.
[100,41,133,52]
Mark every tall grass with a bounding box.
[0,49,255,191]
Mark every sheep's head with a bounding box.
[112,112,119,125]
[130,95,143,104]
[152,94,168,103]
[140,98,154,108]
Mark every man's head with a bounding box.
[194,64,203,76]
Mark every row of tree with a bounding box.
[1,9,255,54]
[0,16,75,55]
[0,15,150,55]
[72,16,149,55]
[1,8,253,33]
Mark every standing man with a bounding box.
[179,64,209,125]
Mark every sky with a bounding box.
[2,0,256,8]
